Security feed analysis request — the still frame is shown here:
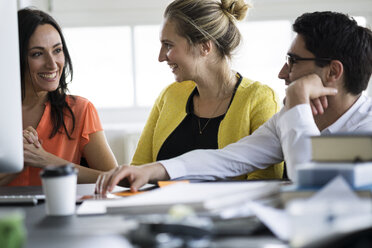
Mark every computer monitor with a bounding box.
[0,0,24,172]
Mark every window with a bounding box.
[63,21,293,110]
[134,25,174,106]
[355,16,367,26]
[233,20,292,103]
[63,26,134,108]
[62,16,370,112]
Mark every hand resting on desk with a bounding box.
[95,163,170,195]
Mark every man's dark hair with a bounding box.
[293,11,372,95]
[18,8,75,139]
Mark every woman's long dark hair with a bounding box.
[18,8,75,139]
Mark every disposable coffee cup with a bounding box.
[40,164,78,216]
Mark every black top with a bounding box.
[157,73,242,161]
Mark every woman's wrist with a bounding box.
[42,151,69,167]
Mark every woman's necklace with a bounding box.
[196,96,226,135]
[195,72,237,134]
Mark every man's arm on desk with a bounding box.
[96,114,285,195]
[96,106,321,193]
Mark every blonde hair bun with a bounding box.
[164,0,247,59]
[221,0,250,21]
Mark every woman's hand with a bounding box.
[23,142,67,168]
[23,126,41,148]
[23,142,47,168]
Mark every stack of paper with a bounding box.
[77,181,280,215]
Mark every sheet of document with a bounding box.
[248,201,289,240]
[309,176,360,202]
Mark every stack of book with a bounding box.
[296,133,372,188]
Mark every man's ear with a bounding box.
[326,60,343,83]
[199,40,213,56]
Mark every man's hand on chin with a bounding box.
[285,73,338,114]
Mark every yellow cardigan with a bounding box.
[131,77,283,179]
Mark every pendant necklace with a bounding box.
[196,96,225,135]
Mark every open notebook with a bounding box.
[77,181,280,215]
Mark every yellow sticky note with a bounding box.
[157,180,189,188]
[113,191,145,197]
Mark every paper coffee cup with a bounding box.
[40,164,78,216]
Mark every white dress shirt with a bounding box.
[159,95,372,182]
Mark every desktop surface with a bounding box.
[0,184,286,248]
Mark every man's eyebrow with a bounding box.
[287,52,300,58]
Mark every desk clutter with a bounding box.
[271,176,372,247]
[74,177,372,248]
[77,181,282,247]
[281,133,372,247]
[2,177,372,248]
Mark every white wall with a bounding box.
[20,0,372,25]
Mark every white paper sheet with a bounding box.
[248,201,290,240]
[308,176,360,202]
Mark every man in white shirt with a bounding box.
[96,11,372,194]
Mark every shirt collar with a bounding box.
[321,94,367,134]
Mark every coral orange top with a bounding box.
[8,96,103,186]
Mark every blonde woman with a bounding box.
[105,0,283,188]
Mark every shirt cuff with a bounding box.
[277,104,315,135]
[158,158,188,180]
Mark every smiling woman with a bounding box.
[129,0,284,180]
[25,24,64,93]
[0,8,118,186]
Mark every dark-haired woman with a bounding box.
[0,8,117,186]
